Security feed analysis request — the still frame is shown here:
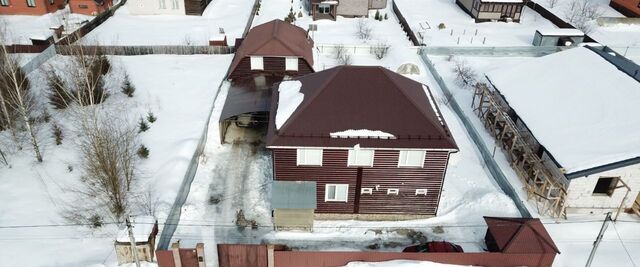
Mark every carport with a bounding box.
[219,76,284,144]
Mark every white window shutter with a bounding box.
[250,56,264,70]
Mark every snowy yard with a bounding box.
[82,0,255,45]
[0,54,232,267]
[428,53,640,267]
[395,0,559,46]
[0,7,92,45]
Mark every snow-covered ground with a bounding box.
[81,0,255,45]
[0,7,93,45]
[395,0,559,46]
[429,53,640,267]
[0,54,232,267]
[536,0,640,61]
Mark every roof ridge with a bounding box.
[379,68,451,140]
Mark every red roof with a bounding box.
[484,217,560,254]
[229,19,314,76]
[266,66,458,150]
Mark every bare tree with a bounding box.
[547,0,559,8]
[563,0,603,34]
[371,41,391,60]
[452,59,477,89]
[332,44,352,65]
[0,42,43,162]
[64,108,140,224]
[355,18,372,40]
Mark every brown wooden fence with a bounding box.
[4,45,50,54]
[391,0,421,46]
[55,45,233,55]
[526,1,596,42]
[217,244,269,267]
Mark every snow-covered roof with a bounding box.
[344,260,468,267]
[275,80,304,130]
[485,47,640,175]
[481,0,523,3]
[330,129,396,139]
[536,28,585,36]
[116,216,157,243]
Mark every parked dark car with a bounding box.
[402,241,464,253]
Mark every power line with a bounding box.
[612,223,638,267]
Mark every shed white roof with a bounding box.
[536,28,585,36]
[485,47,640,174]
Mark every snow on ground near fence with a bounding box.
[172,52,521,264]
[430,54,640,267]
[0,7,93,45]
[0,54,231,267]
[82,0,255,45]
[395,0,559,46]
[252,0,412,47]
[345,260,468,267]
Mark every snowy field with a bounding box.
[0,7,92,45]
[172,49,521,265]
[252,0,412,47]
[0,54,232,267]
[82,0,255,45]
[429,53,640,267]
[395,0,559,46]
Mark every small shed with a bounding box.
[272,181,317,231]
[115,216,159,265]
[484,217,559,263]
[533,29,585,46]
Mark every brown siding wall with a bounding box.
[0,0,64,15]
[274,251,556,267]
[610,0,640,17]
[272,148,450,215]
[68,0,112,15]
[228,56,314,80]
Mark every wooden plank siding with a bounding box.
[272,148,451,215]
[228,56,314,80]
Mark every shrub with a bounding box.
[147,112,157,123]
[47,72,74,109]
[371,41,391,60]
[384,13,388,20]
[138,118,149,133]
[438,23,446,30]
[53,123,63,145]
[121,74,135,97]
[375,10,380,20]
[137,145,149,159]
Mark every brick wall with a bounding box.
[566,163,640,214]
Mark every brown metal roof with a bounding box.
[266,66,458,150]
[229,20,314,77]
[484,217,560,254]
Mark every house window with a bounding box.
[26,0,35,7]
[285,57,298,71]
[325,184,348,202]
[472,0,479,10]
[415,189,428,196]
[48,0,53,5]
[1,0,9,6]
[250,56,264,70]
[296,148,323,166]
[78,4,88,8]
[348,149,374,167]
[172,0,178,9]
[387,188,399,195]
[159,0,166,9]
[398,150,426,168]
[593,177,619,196]
[318,4,330,14]
[361,188,373,195]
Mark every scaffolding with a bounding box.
[472,83,567,219]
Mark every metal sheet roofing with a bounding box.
[272,181,317,209]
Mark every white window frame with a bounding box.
[158,0,166,9]
[171,0,179,9]
[26,0,35,7]
[361,188,373,195]
[387,188,399,195]
[296,148,323,166]
[415,189,428,196]
[0,0,9,6]
[398,150,426,168]
[348,149,375,167]
[285,57,298,71]
[250,56,264,70]
[325,184,349,202]
[318,3,330,14]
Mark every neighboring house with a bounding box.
[0,0,65,15]
[456,0,525,22]
[484,217,560,266]
[305,0,387,21]
[481,46,640,217]
[267,66,458,220]
[115,216,159,265]
[610,0,640,17]
[68,0,112,15]
[127,0,211,15]
[227,19,314,80]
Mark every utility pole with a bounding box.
[586,212,612,267]
[126,216,141,267]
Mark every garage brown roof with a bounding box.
[266,66,458,150]
[229,19,314,76]
[484,217,560,254]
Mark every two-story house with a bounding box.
[0,0,64,15]
[305,0,387,21]
[267,66,458,223]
